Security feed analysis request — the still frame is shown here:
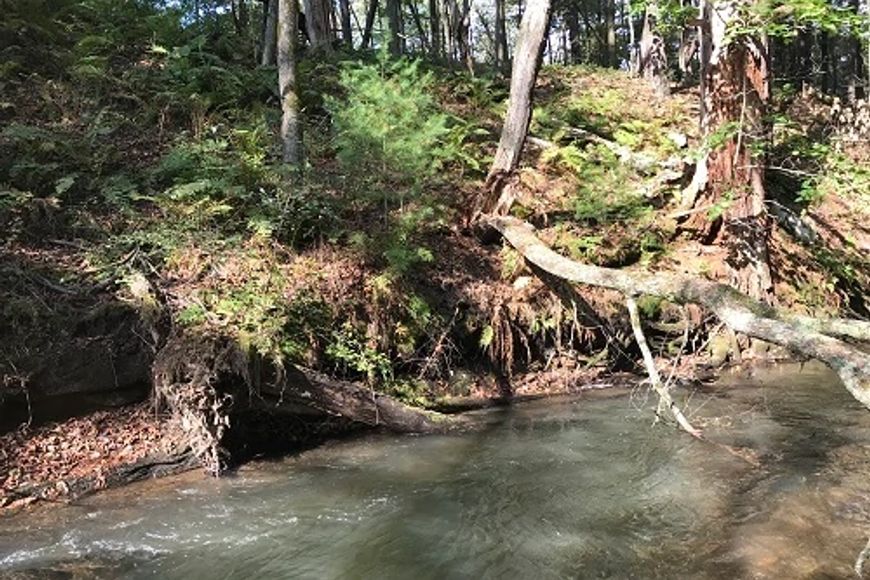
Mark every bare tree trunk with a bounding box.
[278,0,302,165]
[495,0,509,71]
[565,5,581,63]
[626,0,637,72]
[638,2,669,96]
[681,0,773,302]
[408,0,430,53]
[303,0,333,52]
[483,0,552,214]
[261,0,279,66]
[605,0,617,67]
[338,0,353,48]
[429,0,442,59]
[386,0,403,55]
[362,0,379,48]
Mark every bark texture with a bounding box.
[682,0,773,302]
[278,0,302,165]
[639,3,670,96]
[260,0,279,66]
[488,216,870,410]
[303,0,333,52]
[484,0,552,214]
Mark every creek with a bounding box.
[1,363,869,579]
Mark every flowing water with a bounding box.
[1,363,869,579]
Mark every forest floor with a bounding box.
[1,53,868,512]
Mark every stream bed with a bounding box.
[1,363,869,579]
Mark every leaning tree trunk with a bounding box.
[482,0,552,215]
[261,0,279,66]
[681,0,773,303]
[278,0,302,165]
[489,216,870,411]
[303,0,333,52]
[638,2,669,96]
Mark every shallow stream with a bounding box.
[1,363,869,579]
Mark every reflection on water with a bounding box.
[1,363,868,579]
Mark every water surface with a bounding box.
[1,363,869,579]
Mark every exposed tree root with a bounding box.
[488,215,870,410]
[152,332,458,475]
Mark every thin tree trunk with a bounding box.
[482,0,552,215]
[278,0,302,165]
[681,0,773,302]
[261,0,279,66]
[605,0,617,67]
[495,0,509,71]
[339,0,353,48]
[429,0,442,59]
[362,0,379,48]
[565,5,581,63]
[408,0,429,53]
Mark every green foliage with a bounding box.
[326,323,393,383]
[326,54,450,194]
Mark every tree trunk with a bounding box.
[408,0,430,53]
[495,0,509,71]
[638,2,669,96]
[278,0,302,165]
[488,216,870,411]
[261,0,279,66]
[362,0,379,48]
[386,0,403,55]
[565,5,581,63]
[605,0,617,67]
[681,0,773,303]
[483,0,552,214]
[338,0,353,48]
[429,0,442,59]
[303,0,333,52]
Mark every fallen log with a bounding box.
[270,366,462,433]
[487,215,870,410]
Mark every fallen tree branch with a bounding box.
[626,296,703,437]
[272,366,462,434]
[487,215,870,410]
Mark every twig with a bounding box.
[626,296,703,438]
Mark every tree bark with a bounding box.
[386,0,403,55]
[638,2,669,96]
[429,0,442,59]
[495,0,509,71]
[275,367,458,432]
[261,0,279,66]
[338,0,353,48]
[681,0,773,303]
[488,216,870,411]
[303,0,333,52]
[483,0,552,214]
[278,0,302,165]
[362,0,379,48]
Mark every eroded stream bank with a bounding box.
[1,362,869,579]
